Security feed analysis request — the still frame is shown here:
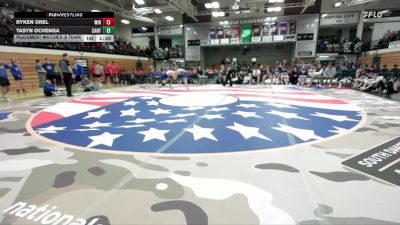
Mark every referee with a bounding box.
[59,53,74,97]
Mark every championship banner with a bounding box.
[209,27,216,40]
[279,22,289,35]
[217,26,224,39]
[270,22,278,35]
[262,24,271,36]
[252,24,261,37]
[241,24,252,43]
[232,24,240,38]
[224,26,232,39]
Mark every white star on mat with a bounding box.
[159,119,187,124]
[87,132,123,148]
[265,102,297,109]
[146,100,159,106]
[138,128,169,142]
[185,125,218,141]
[237,103,259,108]
[232,110,262,118]
[123,101,139,106]
[183,106,204,111]
[328,126,348,134]
[226,122,271,141]
[120,108,140,117]
[83,109,110,119]
[311,112,357,122]
[150,108,171,115]
[118,124,145,128]
[272,123,322,141]
[82,121,112,128]
[141,96,153,100]
[73,128,100,132]
[208,107,229,112]
[127,118,156,124]
[200,114,224,120]
[266,110,308,120]
[170,113,196,118]
[36,125,66,134]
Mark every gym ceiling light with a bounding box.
[165,16,174,21]
[121,19,130,24]
[135,0,145,5]
[205,1,220,9]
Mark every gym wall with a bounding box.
[201,43,295,68]
[0,46,149,92]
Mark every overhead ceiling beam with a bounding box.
[301,0,316,14]
[94,0,124,11]
[167,0,198,22]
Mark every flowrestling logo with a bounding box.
[3,202,101,225]
[27,86,364,154]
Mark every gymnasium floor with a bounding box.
[0,84,399,225]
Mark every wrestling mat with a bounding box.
[0,85,399,225]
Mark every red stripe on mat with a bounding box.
[31,111,64,127]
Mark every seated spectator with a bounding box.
[82,76,99,92]
[261,65,272,84]
[308,64,324,86]
[352,67,367,89]
[43,79,58,96]
[360,73,382,91]
[323,63,337,86]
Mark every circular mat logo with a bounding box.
[27,86,364,154]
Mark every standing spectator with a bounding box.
[323,63,337,86]
[42,58,56,84]
[103,61,112,86]
[73,60,84,89]
[391,64,399,77]
[59,53,74,97]
[223,65,234,87]
[289,67,299,85]
[0,60,11,102]
[252,66,261,85]
[9,59,26,93]
[93,61,103,86]
[35,59,46,88]
[89,61,96,78]
[111,61,119,83]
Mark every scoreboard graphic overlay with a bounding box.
[13,12,114,42]
[27,87,366,155]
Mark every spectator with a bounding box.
[89,61,96,78]
[261,65,272,84]
[93,61,103,85]
[43,79,58,97]
[82,76,99,92]
[9,59,26,93]
[0,59,11,102]
[323,63,337,86]
[252,66,261,85]
[103,61,112,86]
[35,59,46,88]
[42,58,56,84]
[111,61,120,83]
[289,66,299,85]
[73,60,84,89]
